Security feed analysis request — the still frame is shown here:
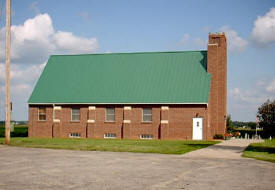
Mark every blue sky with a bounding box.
[0,0,275,121]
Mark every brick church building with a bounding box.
[28,33,227,140]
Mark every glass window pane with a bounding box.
[39,108,46,114]
[72,115,80,121]
[106,114,115,121]
[38,107,46,121]
[143,108,152,122]
[72,108,80,114]
[143,115,152,122]
[39,114,46,121]
[143,108,152,115]
[71,108,80,121]
[106,108,115,121]
[106,108,114,114]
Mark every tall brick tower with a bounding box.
[207,33,227,136]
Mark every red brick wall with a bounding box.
[168,105,208,140]
[28,106,53,138]
[123,106,160,139]
[59,106,88,138]
[207,33,227,137]
[29,104,210,140]
[93,106,123,138]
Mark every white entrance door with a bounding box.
[193,118,203,140]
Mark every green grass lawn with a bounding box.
[242,139,275,163]
[0,137,219,154]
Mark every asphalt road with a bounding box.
[0,139,274,190]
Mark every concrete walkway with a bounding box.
[184,139,263,159]
[0,139,274,190]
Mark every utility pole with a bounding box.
[255,116,259,139]
[5,0,11,145]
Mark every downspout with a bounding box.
[52,104,54,138]
[121,106,124,139]
[86,124,88,138]
[159,106,161,139]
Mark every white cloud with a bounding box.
[0,63,45,90]
[79,12,90,22]
[266,78,275,92]
[29,1,40,15]
[13,14,53,42]
[228,77,275,120]
[202,26,211,33]
[0,13,98,64]
[220,26,248,53]
[251,8,275,46]
[179,33,190,46]
[53,31,98,54]
[229,88,267,103]
[193,38,206,49]
[12,84,32,95]
[229,77,275,105]
[0,13,97,120]
[0,62,46,120]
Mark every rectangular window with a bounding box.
[105,108,115,122]
[69,133,81,138]
[140,134,153,139]
[71,108,80,121]
[38,107,46,121]
[104,133,116,138]
[142,108,152,122]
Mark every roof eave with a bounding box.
[28,102,208,106]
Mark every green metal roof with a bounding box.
[28,51,211,104]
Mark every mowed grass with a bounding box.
[0,138,219,154]
[243,139,275,163]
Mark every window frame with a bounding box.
[104,133,116,138]
[105,108,115,122]
[69,133,81,138]
[140,134,153,139]
[142,108,152,122]
[71,108,80,122]
[38,107,46,121]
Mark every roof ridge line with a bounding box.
[50,50,207,57]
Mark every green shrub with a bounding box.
[213,134,224,139]
[0,126,28,137]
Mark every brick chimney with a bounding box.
[207,33,227,136]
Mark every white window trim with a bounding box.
[38,107,46,121]
[71,108,80,122]
[105,108,115,122]
[104,133,116,139]
[140,134,153,139]
[69,133,81,138]
[142,108,152,122]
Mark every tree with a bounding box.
[247,122,256,129]
[226,114,234,133]
[257,99,275,138]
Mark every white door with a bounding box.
[193,118,203,140]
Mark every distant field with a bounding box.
[0,138,219,154]
[243,139,275,163]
